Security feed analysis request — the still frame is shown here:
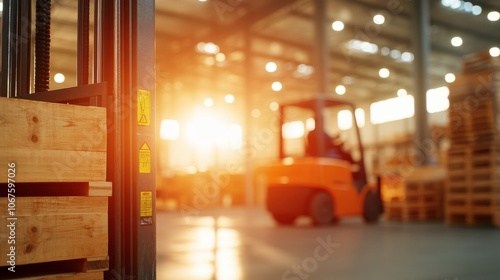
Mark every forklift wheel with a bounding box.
[363,190,381,224]
[271,213,296,225]
[309,192,335,226]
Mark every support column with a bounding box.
[412,0,431,166]
[244,30,254,206]
[313,0,330,155]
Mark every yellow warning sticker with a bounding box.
[139,143,151,174]
[140,191,153,217]
[138,90,151,126]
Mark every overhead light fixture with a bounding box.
[335,85,346,95]
[373,14,385,25]
[265,62,277,73]
[451,36,463,47]
[381,47,390,56]
[401,52,414,62]
[379,68,390,78]
[332,21,344,31]
[487,11,500,21]
[390,49,401,59]
[251,109,261,118]
[348,39,378,54]
[215,53,226,62]
[397,89,408,97]
[441,0,482,15]
[490,47,500,57]
[445,73,456,83]
[196,42,220,54]
[224,94,235,104]
[270,102,279,111]
[272,81,282,92]
[54,73,65,83]
[297,64,314,76]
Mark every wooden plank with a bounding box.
[0,197,108,265]
[0,149,106,183]
[0,97,106,151]
[0,97,107,183]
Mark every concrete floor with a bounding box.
[156,207,500,280]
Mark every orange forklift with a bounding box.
[259,96,382,226]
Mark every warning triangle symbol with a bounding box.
[139,114,148,124]
[140,143,150,151]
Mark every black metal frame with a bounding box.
[1,0,157,279]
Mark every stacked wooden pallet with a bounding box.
[0,97,110,279]
[382,167,446,222]
[446,51,500,227]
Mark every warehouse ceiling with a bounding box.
[39,0,500,109]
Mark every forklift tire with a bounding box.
[271,213,296,225]
[309,192,335,226]
[363,190,381,224]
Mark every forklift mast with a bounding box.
[1,0,157,279]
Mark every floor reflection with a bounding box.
[157,216,243,280]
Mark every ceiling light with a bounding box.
[335,85,346,95]
[441,0,453,7]
[297,64,314,75]
[490,47,500,57]
[381,47,390,56]
[272,81,282,92]
[401,52,414,62]
[445,73,456,83]
[270,102,279,111]
[224,94,235,104]
[463,2,473,12]
[203,97,214,107]
[450,0,461,9]
[379,68,390,78]
[332,21,344,31]
[397,89,408,97]
[251,109,261,118]
[342,76,353,85]
[265,62,277,73]
[390,49,401,59]
[487,11,500,21]
[472,5,482,15]
[451,36,463,47]
[373,14,385,25]
[54,73,65,83]
[215,53,226,62]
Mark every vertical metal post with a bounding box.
[77,0,90,86]
[412,0,431,166]
[244,30,254,206]
[1,0,18,98]
[102,0,156,279]
[314,0,329,155]
[18,0,32,97]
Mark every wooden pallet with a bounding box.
[385,204,443,222]
[446,206,500,227]
[0,97,107,183]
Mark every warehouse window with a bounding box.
[283,121,305,139]
[427,86,450,113]
[338,110,353,130]
[370,95,415,124]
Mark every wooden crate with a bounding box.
[0,97,107,183]
[0,182,111,278]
